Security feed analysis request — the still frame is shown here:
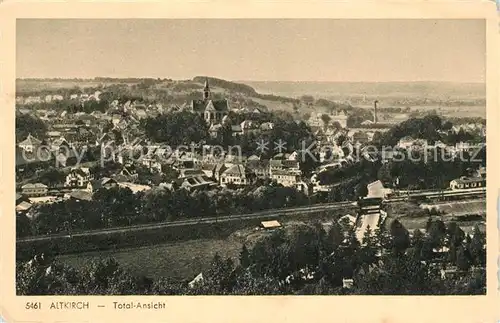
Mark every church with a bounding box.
[190,78,229,124]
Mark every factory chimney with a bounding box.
[373,100,378,123]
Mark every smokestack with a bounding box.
[373,100,378,123]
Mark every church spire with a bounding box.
[203,77,211,100]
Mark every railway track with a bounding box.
[18,188,485,244]
[17,200,356,243]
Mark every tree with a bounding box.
[456,245,471,271]
[320,114,331,128]
[469,225,485,266]
[16,114,47,140]
[142,111,209,145]
[389,219,410,253]
[300,95,315,105]
[354,181,369,199]
[239,245,251,268]
[39,168,66,187]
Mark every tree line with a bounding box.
[17,219,485,295]
[17,184,310,238]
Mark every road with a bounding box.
[356,213,381,242]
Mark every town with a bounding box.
[15,76,486,296]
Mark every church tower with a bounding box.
[203,77,211,101]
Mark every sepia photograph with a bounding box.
[14,18,487,296]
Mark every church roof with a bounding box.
[191,99,229,113]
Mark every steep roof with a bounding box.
[222,164,251,177]
[16,201,33,212]
[19,134,42,147]
[191,99,229,113]
[69,190,93,201]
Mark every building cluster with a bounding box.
[16,90,102,105]
[15,81,487,224]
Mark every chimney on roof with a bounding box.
[373,100,378,124]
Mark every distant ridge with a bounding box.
[243,80,486,100]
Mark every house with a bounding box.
[24,96,42,104]
[269,158,300,176]
[455,141,477,152]
[67,190,93,202]
[47,131,62,138]
[271,170,301,187]
[111,114,122,125]
[449,176,486,190]
[246,159,270,179]
[260,122,274,132]
[350,131,370,146]
[179,176,218,191]
[220,164,255,186]
[240,120,260,135]
[342,278,354,289]
[213,163,228,183]
[117,182,151,193]
[51,136,70,152]
[366,180,392,199]
[397,136,415,149]
[189,273,204,289]
[18,134,42,153]
[200,163,217,178]
[476,166,486,178]
[231,125,243,137]
[21,183,48,196]
[65,167,92,188]
[16,201,33,213]
[28,196,57,205]
[139,154,163,173]
[90,177,118,192]
[120,164,139,180]
[190,78,229,124]
[135,109,148,119]
[16,193,24,204]
[18,108,31,115]
[179,168,206,178]
[330,110,349,128]
[295,180,312,196]
[208,124,222,138]
[397,137,428,150]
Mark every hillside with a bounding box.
[16,78,486,117]
[16,77,303,114]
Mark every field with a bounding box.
[385,199,486,235]
[54,214,344,280]
[16,79,118,92]
[421,199,486,216]
[58,237,244,281]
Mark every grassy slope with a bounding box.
[58,238,244,281]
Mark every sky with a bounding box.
[16,19,486,83]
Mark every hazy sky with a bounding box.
[16,19,485,82]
